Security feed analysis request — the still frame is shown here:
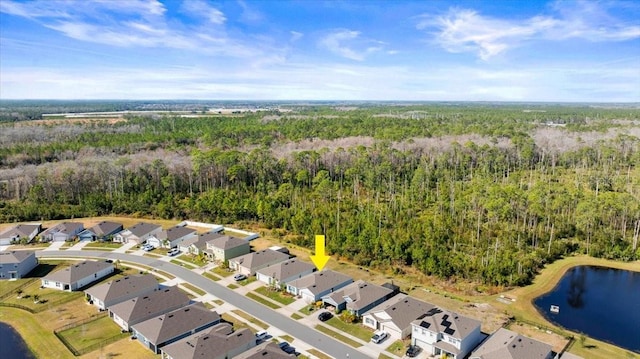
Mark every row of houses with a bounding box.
[37,259,295,359]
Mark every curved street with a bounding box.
[36,250,371,359]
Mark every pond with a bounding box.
[534,266,640,353]
[0,321,35,359]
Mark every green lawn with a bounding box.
[170,259,196,269]
[290,313,303,320]
[177,254,207,267]
[0,278,37,299]
[325,317,372,342]
[315,325,363,348]
[255,286,296,305]
[246,292,281,309]
[212,266,234,277]
[307,349,332,359]
[280,335,294,343]
[1,280,83,310]
[83,242,122,249]
[238,276,257,286]
[385,340,406,356]
[212,299,224,305]
[180,282,206,296]
[221,313,249,330]
[203,272,221,281]
[231,309,269,329]
[227,283,239,289]
[57,316,127,353]
[299,305,317,316]
[379,354,394,359]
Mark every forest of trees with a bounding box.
[1,102,639,287]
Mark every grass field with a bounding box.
[246,292,281,309]
[83,242,122,249]
[211,265,234,277]
[314,324,362,348]
[325,317,372,342]
[170,259,196,269]
[385,340,406,356]
[231,309,269,329]
[203,271,221,281]
[254,286,296,305]
[57,315,127,353]
[307,349,332,359]
[180,282,206,296]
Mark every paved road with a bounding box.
[36,250,371,359]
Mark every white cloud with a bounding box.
[180,0,225,25]
[319,29,383,61]
[419,1,640,60]
[290,31,304,42]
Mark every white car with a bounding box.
[371,330,388,344]
[142,244,154,251]
[167,248,180,256]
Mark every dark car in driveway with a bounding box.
[406,345,421,357]
[318,311,333,322]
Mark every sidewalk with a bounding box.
[42,241,66,251]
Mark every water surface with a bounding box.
[0,321,35,359]
[534,266,640,353]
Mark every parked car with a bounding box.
[318,311,333,322]
[278,342,296,354]
[167,248,180,256]
[255,330,269,341]
[406,345,421,357]
[370,330,388,344]
[142,244,154,251]
[234,273,247,281]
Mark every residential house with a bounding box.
[179,231,222,255]
[204,234,251,262]
[161,322,256,359]
[113,222,162,244]
[108,286,191,331]
[78,221,123,242]
[322,280,396,317]
[42,222,84,242]
[84,274,159,311]
[0,223,41,245]
[131,303,221,354]
[469,328,554,359]
[256,258,315,288]
[234,342,296,359]
[286,270,353,304]
[41,260,114,291]
[362,294,435,340]
[229,249,289,276]
[411,307,483,359]
[147,226,196,249]
[0,250,37,280]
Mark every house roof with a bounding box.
[470,328,553,359]
[234,342,296,359]
[0,250,35,264]
[161,323,254,359]
[156,226,197,241]
[84,274,158,303]
[208,235,249,250]
[0,224,41,239]
[324,280,393,311]
[413,307,481,340]
[131,303,220,344]
[84,221,123,237]
[108,286,190,323]
[43,260,113,284]
[182,231,223,249]
[364,294,435,331]
[127,222,162,238]
[43,222,83,236]
[288,270,353,296]
[256,259,315,282]
[231,249,289,271]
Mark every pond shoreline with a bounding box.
[0,321,36,359]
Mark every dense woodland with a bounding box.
[1,101,639,287]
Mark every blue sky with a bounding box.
[1,0,639,101]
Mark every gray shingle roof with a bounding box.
[43,222,83,236]
[84,274,158,304]
[161,323,255,359]
[181,231,223,249]
[288,270,353,296]
[208,235,249,250]
[128,222,162,238]
[108,286,190,323]
[86,221,123,237]
[364,294,435,331]
[470,328,553,359]
[256,259,315,282]
[231,249,289,271]
[325,280,394,311]
[0,224,41,239]
[156,226,196,241]
[234,342,296,359]
[0,250,35,264]
[43,260,113,284]
[131,303,220,344]
[413,307,481,340]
